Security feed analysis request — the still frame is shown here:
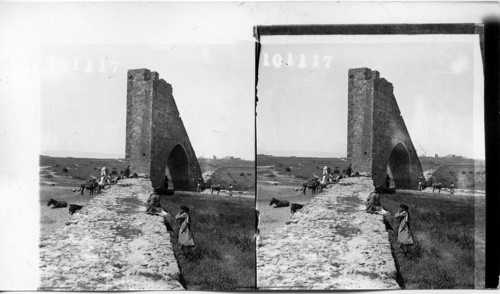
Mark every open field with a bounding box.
[257,154,348,180]
[257,155,485,289]
[208,166,255,191]
[382,191,482,289]
[39,156,256,290]
[160,192,255,290]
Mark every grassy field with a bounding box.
[257,154,348,180]
[160,193,255,290]
[382,191,481,289]
[208,166,255,191]
[40,155,126,185]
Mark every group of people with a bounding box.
[365,187,414,257]
[146,187,195,260]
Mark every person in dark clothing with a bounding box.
[124,165,131,178]
[346,164,352,177]
[386,174,391,188]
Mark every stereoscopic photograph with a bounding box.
[38,43,256,291]
[255,25,486,290]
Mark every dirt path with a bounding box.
[39,178,183,291]
[257,177,399,290]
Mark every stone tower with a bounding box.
[125,68,203,190]
[347,67,424,188]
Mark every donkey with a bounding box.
[47,198,68,208]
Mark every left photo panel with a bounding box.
[39,44,256,291]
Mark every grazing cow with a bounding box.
[302,178,320,195]
[79,180,98,196]
[269,198,290,208]
[290,203,304,213]
[432,183,443,193]
[47,198,68,208]
[211,184,225,195]
[68,204,83,215]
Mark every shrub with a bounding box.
[462,171,466,174]
[62,167,69,173]
[285,167,291,172]
[247,173,252,176]
[240,172,245,177]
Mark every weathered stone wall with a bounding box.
[126,69,203,190]
[347,67,424,188]
[39,179,183,291]
[257,177,399,290]
[126,69,154,175]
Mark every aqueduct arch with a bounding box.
[125,68,203,190]
[347,67,424,188]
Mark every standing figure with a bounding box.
[395,204,414,257]
[386,174,391,189]
[228,184,233,196]
[124,165,131,178]
[164,175,169,191]
[418,177,423,191]
[346,164,352,177]
[322,166,329,177]
[176,206,195,259]
[450,181,455,195]
[101,166,108,177]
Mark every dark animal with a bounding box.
[291,203,304,213]
[211,184,225,195]
[131,173,138,178]
[432,183,443,193]
[302,178,320,195]
[79,181,98,196]
[47,198,68,208]
[269,198,290,208]
[69,204,83,215]
[354,172,360,177]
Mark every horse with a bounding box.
[47,198,68,208]
[79,180,98,196]
[269,198,290,208]
[302,178,320,195]
[69,204,83,215]
[432,183,443,193]
[291,203,304,213]
[211,184,225,195]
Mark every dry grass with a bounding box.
[160,192,255,290]
[382,191,478,289]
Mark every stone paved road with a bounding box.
[39,178,184,291]
[257,177,400,290]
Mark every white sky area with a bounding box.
[41,43,254,159]
[257,35,485,159]
[0,1,498,291]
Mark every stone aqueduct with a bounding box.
[125,67,423,191]
[347,67,424,188]
[125,68,203,190]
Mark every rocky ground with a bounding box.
[257,177,400,290]
[39,178,184,291]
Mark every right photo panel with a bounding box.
[255,25,485,290]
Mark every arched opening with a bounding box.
[166,144,189,190]
[387,143,411,188]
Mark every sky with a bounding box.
[41,43,255,159]
[257,35,485,159]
